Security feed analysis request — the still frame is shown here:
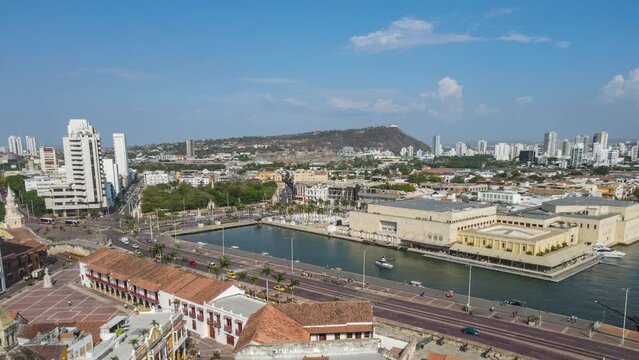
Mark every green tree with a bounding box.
[218,256,231,270]
[273,272,286,285]
[288,278,300,296]
[211,266,221,280]
[593,166,610,176]
[237,271,248,282]
[0,175,26,195]
[450,175,466,184]
[128,338,139,349]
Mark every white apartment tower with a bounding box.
[477,140,487,154]
[543,131,559,157]
[455,142,467,157]
[432,135,441,156]
[186,139,194,158]
[494,143,511,161]
[593,131,609,149]
[25,136,37,155]
[7,136,23,155]
[39,146,58,172]
[112,133,129,187]
[62,119,108,211]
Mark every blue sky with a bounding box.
[1,1,638,147]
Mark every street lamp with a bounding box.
[221,227,225,257]
[622,288,630,346]
[290,237,294,274]
[362,250,366,290]
[466,264,473,311]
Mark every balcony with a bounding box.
[212,320,221,328]
[235,328,242,336]
[224,324,232,333]
[188,311,196,318]
[182,308,188,315]
[196,313,204,321]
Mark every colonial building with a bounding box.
[79,249,264,348]
[0,229,47,290]
[1,187,24,229]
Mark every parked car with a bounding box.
[274,285,286,292]
[461,326,480,336]
[504,299,527,307]
[132,244,139,249]
[188,260,197,267]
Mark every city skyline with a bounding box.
[1,1,639,146]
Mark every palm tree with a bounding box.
[150,319,159,329]
[249,274,259,295]
[211,266,221,280]
[139,328,149,340]
[149,243,165,259]
[128,338,139,349]
[288,278,300,296]
[211,350,221,360]
[237,271,248,282]
[168,249,178,263]
[273,272,286,285]
[218,256,231,270]
[261,265,273,301]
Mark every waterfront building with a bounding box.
[38,146,57,172]
[494,143,511,161]
[303,184,329,203]
[143,171,174,186]
[7,136,23,155]
[186,139,194,158]
[24,136,37,155]
[113,133,129,187]
[349,199,497,247]
[327,183,359,205]
[477,139,487,154]
[432,135,442,156]
[79,249,263,348]
[544,131,559,157]
[235,302,378,359]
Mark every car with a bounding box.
[504,299,527,307]
[120,237,129,242]
[461,327,480,336]
[274,285,286,292]
[188,260,197,267]
[209,261,216,266]
[132,244,139,249]
[226,271,237,279]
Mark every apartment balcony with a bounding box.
[182,308,188,315]
[211,320,221,328]
[224,324,232,333]
[196,314,204,321]
[188,311,196,318]
[235,328,242,336]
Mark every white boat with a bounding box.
[375,256,394,269]
[261,252,270,256]
[230,246,239,249]
[592,245,626,258]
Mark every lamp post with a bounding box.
[466,264,473,311]
[622,288,630,346]
[290,237,294,274]
[362,250,366,290]
[221,227,225,257]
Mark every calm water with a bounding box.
[183,225,639,327]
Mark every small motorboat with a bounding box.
[230,246,239,249]
[409,280,423,287]
[261,252,270,256]
[592,244,625,258]
[375,256,394,269]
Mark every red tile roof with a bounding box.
[235,304,309,351]
[275,301,373,326]
[82,248,233,304]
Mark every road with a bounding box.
[108,228,639,360]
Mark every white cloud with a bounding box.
[436,77,463,100]
[485,7,514,18]
[600,68,639,104]
[498,32,552,44]
[554,41,572,49]
[349,17,480,53]
[514,95,533,106]
[475,104,497,115]
[371,98,404,114]
[240,77,296,84]
[328,97,370,111]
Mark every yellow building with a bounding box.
[256,171,281,182]
[293,170,329,183]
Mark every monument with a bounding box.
[43,268,53,288]
[1,187,24,229]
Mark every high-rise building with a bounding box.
[571,143,584,168]
[561,139,572,158]
[112,133,129,187]
[518,150,536,165]
[7,136,23,155]
[511,143,524,160]
[455,142,467,157]
[631,143,639,162]
[186,139,194,158]
[38,146,58,172]
[494,143,511,161]
[593,131,609,149]
[477,140,487,154]
[407,145,414,157]
[61,119,107,210]
[103,158,121,208]
[543,131,559,157]
[25,136,37,155]
[432,135,441,156]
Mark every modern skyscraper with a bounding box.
[432,135,441,156]
[543,131,559,157]
[25,136,37,155]
[186,139,194,158]
[62,119,107,210]
[455,142,467,157]
[518,150,536,165]
[561,139,572,158]
[571,143,584,168]
[103,158,121,207]
[494,143,511,161]
[593,131,609,149]
[7,136,23,155]
[38,146,57,172]
[477,140,487,154]
[113,133,129,187]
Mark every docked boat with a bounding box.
[261,252,270,256]
[592,245,626,258]
[375,256,394,269]
[230,246,240,249]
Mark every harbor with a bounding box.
[180,224,639,328]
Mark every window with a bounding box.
[334,333,340,339]
[319,334,327,341]
[347,333,353,339]
[380,221,397,233]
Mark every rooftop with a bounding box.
[374,199,491,212]
[210,294,264,319]
[235,304,309,351]
[275,301,374,326]
[477,225,549,240]
[544,197,636,208]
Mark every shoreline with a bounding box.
[171,219,602,282]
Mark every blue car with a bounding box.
[461,326,480,336]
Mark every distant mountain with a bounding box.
[132,126,430,155]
